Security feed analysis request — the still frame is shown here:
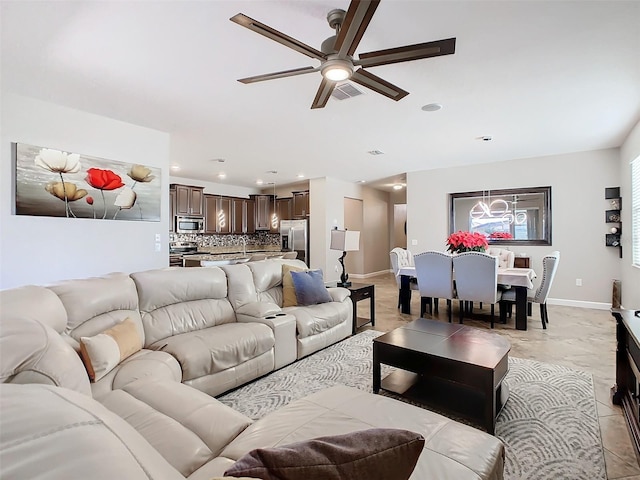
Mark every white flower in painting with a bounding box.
[35,148,81,174]
[114,187,137,209]
[128,165,155,183]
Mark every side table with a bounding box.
[347,283,375,334]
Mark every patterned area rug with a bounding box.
[218,330,606,480]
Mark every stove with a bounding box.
[169,241,198,267]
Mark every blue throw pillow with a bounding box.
[290,270,333,306]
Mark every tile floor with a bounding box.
[351,272,640,480]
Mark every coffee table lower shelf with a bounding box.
[379,369,509,433]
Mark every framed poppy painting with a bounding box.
[12,143,161,222]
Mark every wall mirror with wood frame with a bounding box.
[449,186,552,245]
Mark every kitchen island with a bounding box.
[183,251,285,267]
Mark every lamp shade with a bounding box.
[330,229,360,252]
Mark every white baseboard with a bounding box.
[349,270,391,280]
[547,298,611,310]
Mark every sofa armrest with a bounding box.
[236,312,297,370]
[327,287,350,303]
[235,301,281,318]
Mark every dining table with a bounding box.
[397,266,537,331]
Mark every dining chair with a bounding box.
[281,251,298,259]
[501,251,560,329]
[414,251,455,322]
[390,247,418,308]
[452,251,502,328]
[486,247,515,269]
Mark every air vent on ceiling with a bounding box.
[331,82,364,100]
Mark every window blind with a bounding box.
[633,157,640,267]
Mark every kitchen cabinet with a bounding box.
[232,198,245,234]
[292,190,309,218]
[217,197,232,234]
[204,195,218,234]
[169,189,176,233]
[172,184,204,216]
[245,199,255,234]
[277,197,292,222]
[251,194,275,231]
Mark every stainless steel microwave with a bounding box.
[176,216,204,234]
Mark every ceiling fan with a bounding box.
[230,0,456,109]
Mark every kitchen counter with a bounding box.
[183,250,285,267]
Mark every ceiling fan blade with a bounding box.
[231,13,327,60]
[355,38,456,68]
[238,66,320,84]
[334,0,380,57]
[311,77,336,109]
[350,69,409,101]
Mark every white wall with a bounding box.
[620,120,640,308]
[407,148,621,306]
[0,94,170,289]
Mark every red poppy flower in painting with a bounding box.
[85,168,124,218]
[85,168,124,191]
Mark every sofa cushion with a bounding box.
[0,285,68,333]
[49,272,144,343]
[100,379,252,477]
[290,270,332,306]
[80,318,143,381]
[221,385,505,480]
[131,267,236,346]
[0,383,184,480]
[282,264,308,307]
[0,316,92,396]
[283,301,351,339]
[224,428,424,480]
[150,322,275,382]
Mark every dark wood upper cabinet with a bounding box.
[169,189,176,233]
[277,197,292,222]
[232,198,245,234]
[292,190,309,218]
[251,194,275,231]
[172,184,204,216]
[217,197,232,234]
[203,195,218,234]
[245,199,255,234]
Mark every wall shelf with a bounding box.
[605,187,622,258]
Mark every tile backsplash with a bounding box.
[170,232,280,248]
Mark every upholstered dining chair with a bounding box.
[486,247,515,269]
[390,247,418,308]
[452,251,502,328]
[501,251,560,329]
[414,251,455,322]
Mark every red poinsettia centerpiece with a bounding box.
[446,231,489,254]
[489,231,513,240]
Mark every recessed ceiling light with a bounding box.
[359,180,366,183]
[367,150,384,155]
[393,184,403,190]
[218,173,226,179]
[296,174,305,179]
[421,103,442,112]
[256,179,264,185]
[170,165,180,171]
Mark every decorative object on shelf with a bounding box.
[13,143,160,222]
[330,228,360,287]
[605,186,622,258]
[446,230,488,254]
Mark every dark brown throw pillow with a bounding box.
[224,428,425,480]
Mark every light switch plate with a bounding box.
[411,239,418,246]
[155,242,161,252]
[155,233,161,242]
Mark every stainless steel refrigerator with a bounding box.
[280,219,309,266]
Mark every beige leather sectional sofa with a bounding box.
[0,259,505,479]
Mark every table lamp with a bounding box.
[330,229,360,287]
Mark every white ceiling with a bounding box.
[2,1,639,191]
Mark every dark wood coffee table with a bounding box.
[373,318,510,434]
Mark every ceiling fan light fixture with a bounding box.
[321,58,353,81]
